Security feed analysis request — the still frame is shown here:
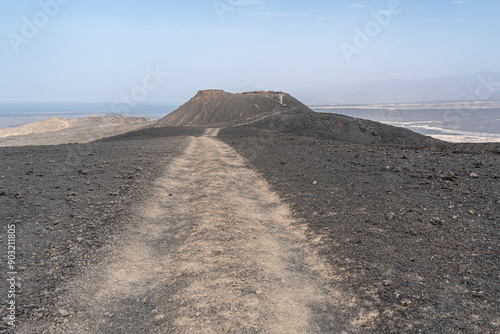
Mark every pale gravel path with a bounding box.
[37,129,349,333]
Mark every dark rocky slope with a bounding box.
[0,128,195,333]
[157,90,294,127]
[245,110,439,145]
[157,90,440,146]
[219,127,500,333]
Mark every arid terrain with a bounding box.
[313,102,500,143]
[0,113,155,147]
[1,91,499,333]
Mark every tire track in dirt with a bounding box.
[43,129,351,333]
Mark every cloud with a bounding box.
[451,0,466,3]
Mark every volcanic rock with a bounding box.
[158,89,440,146]
[157,90,294,128]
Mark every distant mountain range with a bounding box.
[298,72,500,105]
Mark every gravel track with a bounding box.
[16,129,351,333]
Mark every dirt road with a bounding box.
[39,129,349,333]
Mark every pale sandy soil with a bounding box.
[35,129,353,333]
[0,122,155,147]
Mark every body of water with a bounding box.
[0,103,178,129]
[314,108,500,143]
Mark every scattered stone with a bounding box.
[430,217,443,226]
[444,172,457,181]
[382,280,393,286]
[13,192,24,199]
[58,309,70,317]
[386,212,396,220]
[2,117,500,333]
[400,299,412,307]
[472,291,485,298]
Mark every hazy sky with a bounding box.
[1,0,499,104]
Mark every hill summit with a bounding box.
[157,89,440,146]
[157,90,311,127]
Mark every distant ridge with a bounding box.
[0,114,154,146]
[157,89,440,146]
[300,72,500,105]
